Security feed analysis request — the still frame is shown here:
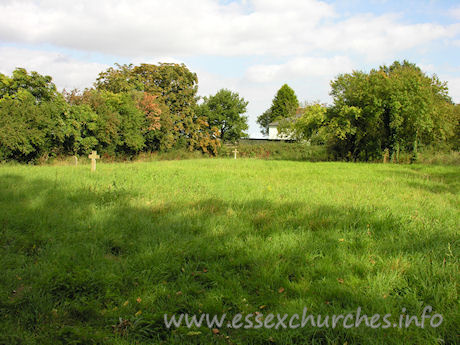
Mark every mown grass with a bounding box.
[0,159,458,344]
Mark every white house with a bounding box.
[267,107,304,140]
[268,120,289,140]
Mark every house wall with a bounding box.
[268,126,280,140]
[268,125,290,140]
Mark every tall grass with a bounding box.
[0,160,458,344]
[8,141,459,166]
[220,142,331,161]
[409,150,460,165]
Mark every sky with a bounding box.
[0,0,459,138]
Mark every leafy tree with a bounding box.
[452,104,460,150]
[0,68,58,103]
[131,63,203,150]
[186,114,221,155]
[69,89,146,156]
[94,63,143,93]
[327,70,386,160]
[326,61,455,161]
[0,90,70,161]
[136,92,175,151]
[0,90,44,161]
[117,92,146,154]
[278,102,328,143]
[257,84,299,135]
[95,63,219,153]
[0,69,73,162]
[197,89,248,142]
[271,84,299,120]
[256,108,273,136]
[65,103,99,155]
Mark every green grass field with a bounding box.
[0,159,458,344]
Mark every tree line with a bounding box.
[0,64,248,162]
[0,60,458,163]
[260,61,459,161]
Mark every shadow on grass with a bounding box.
[377,166,460,195]
[0,174,457,345]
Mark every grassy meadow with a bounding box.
[0,159,458,344]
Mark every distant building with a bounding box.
[268,120,288,140]
[267,107,304,140]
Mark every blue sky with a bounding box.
[0,0,459,137]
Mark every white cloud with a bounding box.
[1,0,458,137]
[245,56,353,83]
[444,77,460,103]
[322,15,456,60]
[418,63,436,73]
[194,57,349,137]
[450,5,460,20]
[193,67,280,137]
[1,45,457,138]
[0,0,456,60]
[131,56,184,65]
[0,46,108,90]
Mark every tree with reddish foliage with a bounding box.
[137,92,162,131]
[96,63,220,154]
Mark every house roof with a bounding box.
[268,107,304,126]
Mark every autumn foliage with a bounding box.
[0,64,221,162]
[137,92,161,131]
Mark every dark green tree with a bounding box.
[326,60,454,161]
[257,84,299,135]
[255,108,273,136]
[197,89,248,142]
[69,89,146,156]
[0,90,47,161]
[0,89,70,162]
[452,104,460,150]
[64,103,99,155]
[0,69,76,162]
[278,102,328,143]
[0,68,58,103]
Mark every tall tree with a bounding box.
[452,104,460,150]
[0,69,75,162]
[326,60,454,160]
[197,89,248,142]
[0,68,58,103]
[95,63,219,153]
[68,89,148,156]
[94,63,142,94]
[256,108,273,137]
[257,84,299,135]
[95,63,198,124]
[278,102,328,143]
[136,92,174,151]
